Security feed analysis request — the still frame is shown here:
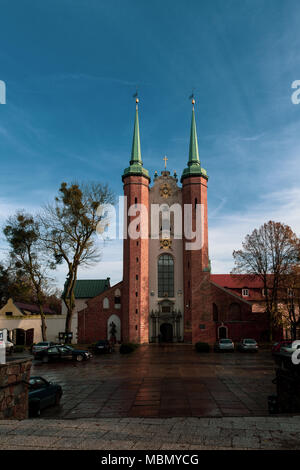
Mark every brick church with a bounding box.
[76,99,278,345]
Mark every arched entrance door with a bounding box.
[25,329,34,346]
[160,323,173,343]
[14,328,25,345]
[218,326,227,339]
[107,314,121,343]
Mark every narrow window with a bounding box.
[158,254,174,298]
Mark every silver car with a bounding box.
[5,340,14,355]
[32,341,57,354]
[214,338,235,352]
[237,338,258,352]
[280,340,300,357]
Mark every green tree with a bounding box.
[40,182,114,340]
[3,212,51,340]
[232,220,300,341]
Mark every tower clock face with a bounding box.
[160,183,172,199]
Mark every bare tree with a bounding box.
[40,182,114,340]
[3,212,52,340]
[279,266,300,340]
[232,221,300,341]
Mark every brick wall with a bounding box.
[0,358,32,420]
[123,175,149,343]
[77,282,123,344]
[182,175,210,343]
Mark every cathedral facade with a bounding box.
[77,100,278,345]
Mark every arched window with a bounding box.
[103,297,109,309]
[158,254,174,297]
[114,289,121,309]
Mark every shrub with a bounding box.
[119,343,139,354]
[195,342,210,353]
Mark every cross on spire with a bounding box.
[163,155,168,169]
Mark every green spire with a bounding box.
[188,105,200,166]
[130,103,142,165]
[122,99,150,181]
[181,99,208,182]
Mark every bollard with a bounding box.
[0,330,6,364]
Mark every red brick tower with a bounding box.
[181,99,211,343]
[122,98,150,343]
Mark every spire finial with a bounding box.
[163,155,168,169]
[189,91,195,108]
[133,89,139,109]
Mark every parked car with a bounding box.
[34,344,92,363]
[93,340,113,354]
[5,340,14,355]
[279,340,300,357]
[272,340,293,355]
[32,341,57,354]
[214,338,235,352]
[237,338,258,352]
[28,376,62,417]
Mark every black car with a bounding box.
[28,376,62,417]
[93,340,113,354]
[34,344,92,363]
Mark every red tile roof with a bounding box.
[14,302,56,315]
[210,274,266,288]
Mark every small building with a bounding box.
[61,278,111,317]
[0,298,76,345]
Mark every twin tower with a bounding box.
[121,99,212,345]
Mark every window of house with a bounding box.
[242,288,249,297]
[5,311,12,316]
[158,254,174,298]
[114,296,121,305]
[103,297,109,309]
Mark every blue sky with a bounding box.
[0,0,300,288]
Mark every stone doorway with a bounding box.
[160,323,173,343]
[218,326,227,339]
